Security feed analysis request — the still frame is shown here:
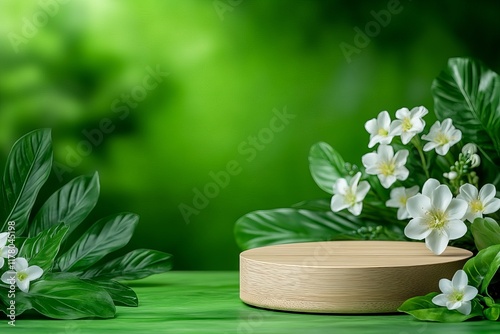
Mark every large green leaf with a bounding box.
[85,279,138,307]
[234,208,371,250]
[0,286,33,317]
[463,244,500,297]
[27,277,115,319]
[398,292,483,322]
[29,172,100,237]
[57,213,139,272]
[81,249,172,281]
[470,218,500,251]
[1,129,52,235]
[19,223,69,271]
[309,142,347,194]
[431,57,500,163]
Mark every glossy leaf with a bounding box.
[234,208,369,250]
[463,244,500,296]
[0,287,33,316]
[86,279,138,307]
[470,218,500,251]
[27,277,115,319]
[19,223,69,271]
[1,129,52,235]
[432,58,500,163]
[57,213,139,272]
[29,172,100,237]
[309,142,347,194]
[398,292,483,322]
[81,249,172,281]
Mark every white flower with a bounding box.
[432,269,478,315]
[457,183,500,223]
[0,232,17,269]
[469,154,481,168]
[386,186,420,220]
[362,144,409,188]
[389,106,428,144]
[331,172,370,216]
[365,111,394,148]
[404,179,468,255]
[1,257,43,292]
[422,118,462,155]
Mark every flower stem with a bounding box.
[412,137,430,179]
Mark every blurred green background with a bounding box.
[1,0,499,270]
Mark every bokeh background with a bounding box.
[1,0,499,270]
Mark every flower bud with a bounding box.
[462,143,478,155]
[443,171,458,180]
[469,154,481,168]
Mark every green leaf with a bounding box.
[234,208,370,250]
[19,223,69,271]
[85,279,138,307]
[398,292,483,322]
[0,287,33,316]
[1,129,52,235]
[484,304,500,321]
[463,244,500,296]
[309,142,347,194]
[26,277,115,319]
[470,217,500,250]
[57,213,139,272]
[29,172,100,237]
[81,249,172,281]
[431,57,500,163]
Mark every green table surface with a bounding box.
[3,271,499,333]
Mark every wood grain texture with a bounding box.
[240,241,472,313]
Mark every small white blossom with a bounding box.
[469,154,481,168]
[1,257,43,292]
[461,143,477,155]
[457,183,500,223]
[0,232,17,269]
[404,179,468,255]
[331,172,370,216]
[365,111,394,148]
[432,269,478,315]
[386,186,419,220]
[422,118,462,155]
[389,106,428,144]
[362,144,409,188]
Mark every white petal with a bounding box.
[446,300,461,310]
[404,218,431,239]
[436,144,450,156]
[348,202,362,216]
[17,277,30,293]
[431,293,448,307]
[389,121,403,136]
[377,144,394,161]
[462,286,478,301]
[395,107,410,119]
[331,195,349,212]
[394,149,409,166]
[446,219,467,240]
[334,178,349,195]
[425,230,449,255]
[14,258,29,271]
[0,233,8,248]
[451,270,468,290]
[484,198,500,214]
[456,301,471,315]
[378,111,391,129]
[422,179,440,197]
[479,184,496,203]
[397,207,409,220]
[361,152,378,169]
[431,184,454,211]
[0,257,4,268]
[1,271,16,284]
[458,184,478,202]
[445,198,468,220]
[26,265,43,280]
[365,118,378,134]
[407,195,432,218]
[411,106,428,118]
[394,166,409,181]
[423,142,437,152]
[350,172,362,188]
[400,132,413,145]
[439,278,453,294]
[355,181,370,202]
[368,137,378,148]
[379,174,396,189]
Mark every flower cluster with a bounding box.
[331,106,500,256]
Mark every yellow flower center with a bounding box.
[402,117,412,131]
[17,272,27,281]
[378,161,395,176]
[470,199,484,213]
[451,291,464,302]
[378,128,388,136]
[428,210,447,230]
[345,190,356,205]
[435,132,450,145]
[399,196,408,206]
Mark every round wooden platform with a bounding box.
[240,241,472,313]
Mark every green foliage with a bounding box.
[309,142,348,194]
[463,244,500,297]
[470,218,500,251]
[398,292,483,322]
[0,130,172,319]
